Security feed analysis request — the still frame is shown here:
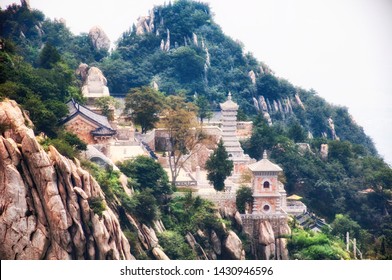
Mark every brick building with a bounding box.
[62,99,116,145]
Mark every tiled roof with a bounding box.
[248,150,283,172]
[62,99,116,136]
[65,99,113,128]
[220,92,239,110]
[92,127,116,136]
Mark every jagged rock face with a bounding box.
[328,117,339,140]
[210,230,222,255]
[89,26,110,51]
[258,220,275,245]
[258,220,276,260]
[248,70,256,85]
[295,93,305,110]
[0,100,133,260]
[136,9,155,35]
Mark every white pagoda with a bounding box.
[220,93,252,176]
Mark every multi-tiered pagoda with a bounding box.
[220,93,252,176]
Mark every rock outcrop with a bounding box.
[89,26,110,51]
[320,144,329,159]
[328,117,339,140]
[248,70,256,85]
[152,247,169,260]
[0,100,133,260]
[258,220,276,260]
[76,63,89,81]
[81,66,110,97]
[224,230,245,260]
[136,9,155,35]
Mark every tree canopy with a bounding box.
[124,86,165,133]
[206,139,233,191]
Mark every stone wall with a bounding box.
[197,192,237,210]
[64,116,97,144]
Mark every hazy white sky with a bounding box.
[1,0,391,164]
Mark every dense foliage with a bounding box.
[287,228,349,260]
[163,192,227,238]
[118,156,172,202]
[236,186,253,214]
[206,140,233,191]
[124,86,165,133]
[0,3,107,68]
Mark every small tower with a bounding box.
[247,150,287,215]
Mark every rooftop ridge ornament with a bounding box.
[263,150,268,159]
[228,92,232,101]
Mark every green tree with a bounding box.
[194,95,212,123]
[124,86,164,133]
[39,43,61,69]
[94,96,119,121]
[288,121,307,143]
[288,228,350,260]
[206,140,233,191]
[131,190,159,224]
[236,185,253,213]
[158,231,196,260]
[117,156,172,200]
[331,214,362,240]
[328,141,353,163]
[242,117,280,160]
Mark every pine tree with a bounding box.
[206,140,233,191]
[39,43,60,69]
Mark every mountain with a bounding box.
[0,0,391,259]
[98,0,376,156]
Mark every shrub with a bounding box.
[131,190,159,224]
[158,231,196,260]
[236,185,253,214]
[88,197,106,217]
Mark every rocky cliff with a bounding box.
[0,100,132,259]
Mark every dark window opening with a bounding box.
[263,181,270,188]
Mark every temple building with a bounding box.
[237,150,290,260]
[219,93,252,176]
[62,99,116,145]
[247,150,287,215]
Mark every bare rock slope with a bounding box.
[0,100,133,259]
